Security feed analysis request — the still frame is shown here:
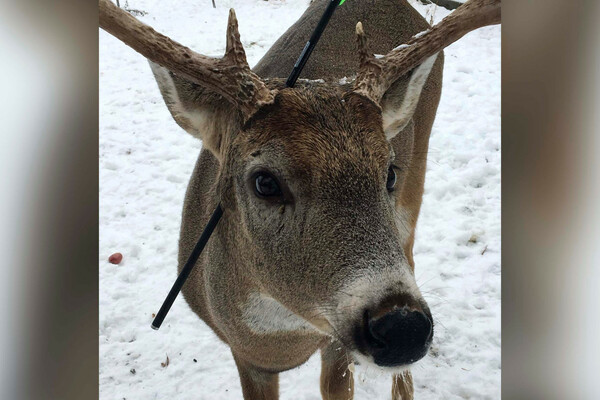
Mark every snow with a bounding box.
[392,44,411,51]
[414,29,430,39]
[99,0,500,399]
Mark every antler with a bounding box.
[99,0,274,120]
[354,0,501,104]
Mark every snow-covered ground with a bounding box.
[99,1,500,399]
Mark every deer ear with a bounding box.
[149,61,241,160]
[380,54,438,140]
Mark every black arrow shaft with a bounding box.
[286,0,341,87]
[151,204,223,330]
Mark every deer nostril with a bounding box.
[364,310,387,349]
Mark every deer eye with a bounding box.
[254,172,283,198]
[386,166,397,192]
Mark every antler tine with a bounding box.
[355,22,372,67]
[354,22,386,105]
[225,9,248,66]
[353,0,501,104]
[99,0,274,121]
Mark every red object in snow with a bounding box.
[109,253,123,264]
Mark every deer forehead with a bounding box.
[238,88,392,180]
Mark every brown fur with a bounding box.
[152,1,443,398]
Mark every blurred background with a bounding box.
[0,0,598,398]
[503,0,600,398]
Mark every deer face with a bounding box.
[221,86,433,367]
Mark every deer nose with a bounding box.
[362,307,433,367]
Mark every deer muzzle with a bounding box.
[328,262,433,368]
[354,294,433,367]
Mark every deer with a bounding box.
[99,0,500,398]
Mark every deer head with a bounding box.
[100,0,500,368]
